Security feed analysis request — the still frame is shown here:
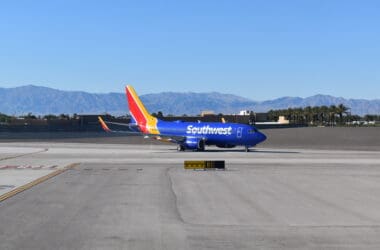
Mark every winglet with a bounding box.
[98,116,111,132]
[221,117,226,123]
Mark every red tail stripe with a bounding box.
[126,88,148,133]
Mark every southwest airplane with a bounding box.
[99,85,267,152]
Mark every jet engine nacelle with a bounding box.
[183,137,205,151]
[216,144,236,148]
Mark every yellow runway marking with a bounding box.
[0,163,80,203]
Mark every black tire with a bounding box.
[198,140,205,151]
[177,145,185,151]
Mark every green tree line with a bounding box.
[0,113,79,122]
[268,104,352,126]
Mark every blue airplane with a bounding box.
[99,85,267,152]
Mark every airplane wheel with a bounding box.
[245,146,250,152]
[177,145,185,151]
[198,140,205,151]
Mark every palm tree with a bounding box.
[287,108,294,123]
[59,114,69,120]
[0,113,11,123]
[43,114,58,120]
[267,109,276,121]
[304,106,312,124]
[329,105,338,126]
[320,106,329,125]
[336,104,349,125]
[294,108,304,124]
[312,106,320,125]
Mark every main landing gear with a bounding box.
[176,140,205,152]
[198,140,205,151]
[244,146,250,152]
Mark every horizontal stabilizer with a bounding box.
[98,116,141,134]
[98,116,111,132]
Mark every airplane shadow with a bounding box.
[159,148,300,154]
[249,149,300,154]
[205,149,300,154]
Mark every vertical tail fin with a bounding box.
[125,85,159,134]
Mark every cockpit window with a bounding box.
[248,127,258,134]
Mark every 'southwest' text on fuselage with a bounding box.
[186,125,232,135]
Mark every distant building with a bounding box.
[200,110,215,116]
[239,110,251,116]
[278,116,289,124]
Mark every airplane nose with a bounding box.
[256,132,267,144]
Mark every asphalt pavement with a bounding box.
[0,138,380,249]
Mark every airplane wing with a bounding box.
[98,116,186,143]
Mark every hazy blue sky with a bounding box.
[0,0,379,100]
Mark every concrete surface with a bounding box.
[0,146,67,196]
[261,127,380,151]
[1,127,380,151]
[0,141,380,249]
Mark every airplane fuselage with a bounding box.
[150,120,266,148]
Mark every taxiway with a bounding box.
[0,141,380,249]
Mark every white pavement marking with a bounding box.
[0,144,75,196]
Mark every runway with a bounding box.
[1,141,380,249]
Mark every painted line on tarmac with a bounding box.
[0,162,80,203]
[0,148,49,161]
[0,165,58,170]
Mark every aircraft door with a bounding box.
[237,127,243,138]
